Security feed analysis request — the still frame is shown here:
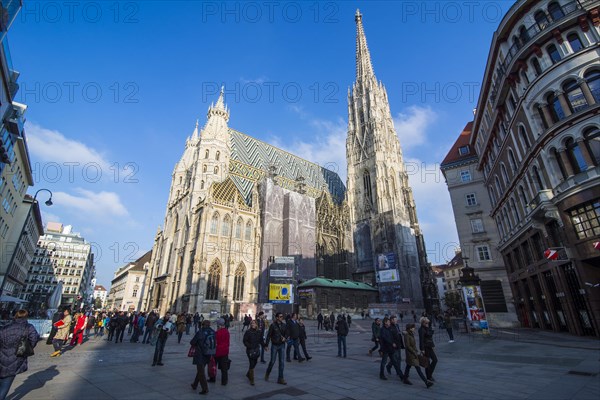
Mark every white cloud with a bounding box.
[25,122,110,170]
[393,106,438,150]
[41,211,61,226]
[54,189,130,220]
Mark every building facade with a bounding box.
[346,10,433,310]
[471,0,600,336]
[107,250,151,312]
[442,123,520,327]
[93,285,108,309]
[22,222,95,312]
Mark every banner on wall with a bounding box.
[269,283,293,304]
[376,253,400,283]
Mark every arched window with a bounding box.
[584,70,600,103]
[518,185,528,212]
[547,44,561,64]
[563,79,587,113]
[495,175,503,195]
[205,149,209,159]
[206,261,221,300]
[518,25,529,43]
[222,215,231,236]
[508,149,517,173]
[548,2,564,20]
[521,70,530,86]
[235,218,242,239]
[519,126,531,150]
[511,198,521,221]
[496,216,505,238]
[535,10,549,30]
[210,213,219,235]
[245,221,252,241]
[512,35,521,48]
[546,92,564,122]
[203,165,207,173]
[533,165,546,190]
[531,57,543,76]
[233,264,246,301]
[504,207,513,230]
[567,33,583,52]
[179,176,182,184]
[551,148,567,179]
[200,180,205,189]
[488,186,497,207]
[565,137,587,173]
[214,166,219,174]
[363,170,373,205]
[584,127,600,166]
[216,151,220,161]
[501,164,510,186]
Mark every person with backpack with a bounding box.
[335,315,349,358]
[264,312,288,385]
[214,318,230,385]
[190,320,214,395]
[151,313,172,366]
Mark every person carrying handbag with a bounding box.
[242,319,264,385]
[214,319,230,386]
[0,310,40,400]
[403,323,433,388]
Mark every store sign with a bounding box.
[269,283,293,304]
[298,288,314,299]
[270,269,293,278]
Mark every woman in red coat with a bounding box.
[70,313,87,346]
[213,318,230,385]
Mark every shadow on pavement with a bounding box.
[7,365,59,400]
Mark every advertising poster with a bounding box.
[269,283,293,304]
[462,285,490,335]
[376,253,400,283]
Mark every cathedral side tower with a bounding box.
[346,10,426,309]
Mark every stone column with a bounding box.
[556,90,572,118]
[558,148,575,177]
[576,137,595,169]
[578,78,596,106]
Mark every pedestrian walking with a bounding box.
[335,315,348,358]
[0,310,40,400]
[298,317,312,360]
[403,323,433,388]
[151,313,172,366]
[419,317,437,382]
[368,318,381,356]
[70,312,86,346]
[176,313,186,344]
[285,313,304,362]
[385,315,405,379]
[214,319,230,385]
[193,312,200,333]
[51,309,71,357]
[378,317,395,380]
[317,313,323,330]
[186,313,192,335]
[190,320,215,395]
[85,313,95,339]
[264,312,287,385]
[115,312,128,343]
[243,319,264,385]
[257,312,268,363]
[444,312,455,342]
[143,311,157,344]
[346,314,352,327]
[329,313,335,329]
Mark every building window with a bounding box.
[531,57,543,76]
[584,127,600,166]
[534,10,549,30]
[476,245,491,261]
[206,261,221,300]
[216,151,220,161]
[132,289,138,297]
[460,170,471,182]
[548,2,564,20]
[501,164,510,186]
[470,218,485,233]
[233,264,245,301]
[458,145,470,155]
[363,170,373,205]
[205,149,209,159]
[466,193,477,206]
[565,137,587,173]
[569,200,600,239]
[585,70,600,103]
[567,33,583,53]
[551,148,568,179]
[235,218,242,239]
[563,80,587,113]
[547,44,561,64]
[221,215,231,236]
[245,221,252,241]
[200,180,205,189]
[533,165,546,190]
[214,166,219,174]
[210,213,219,235]
[508,149,517,173]
[519,126,531,150]
[547,92,564,122]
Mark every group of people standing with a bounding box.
[369,315,440,388]
[316,312,351,331]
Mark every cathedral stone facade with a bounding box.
[145,11,435,316]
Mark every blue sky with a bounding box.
[8,1,515,288]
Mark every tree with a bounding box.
[94,297,103,310]
[443,291,462,313]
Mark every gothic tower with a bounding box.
[346,10,426,308]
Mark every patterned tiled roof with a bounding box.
[228,129,346,205]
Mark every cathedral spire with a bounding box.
[355,9,375,82]
[207,86,230,122]
[191,119,199,140]
[214,86,226,111]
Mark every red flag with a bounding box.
[544,249,559,260]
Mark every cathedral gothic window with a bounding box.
[205,149,209,159]
[206,261,221,300]
[201,180,205,189]
[245,221,252,241]
[214,166,219,174]
[222,215,231,236]
[203,165,207,173]
[233,264,245,301]
[210,213,219,235]
[235,218,242,239]
[216,151,220,161]
[363,170,373,205]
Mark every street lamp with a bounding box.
[33,188,53,206]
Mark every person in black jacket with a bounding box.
[297,317,311,360]
[265,312,288,385]
[317,313,323,330]
[115,312,128,343]
[285,313,304,363]
[242,319,264,385]
[335,315,349,358]
[418,317,437,382]
[378,317,399,380]
[0,310,40,399]
[368,318,381,356]
[385,315,406,379]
